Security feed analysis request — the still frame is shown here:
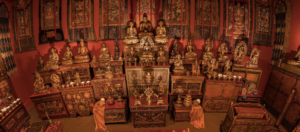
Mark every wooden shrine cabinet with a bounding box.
[173,102,192,122]
[30,91,69,120]
[202,79,242,112]
[0,103,30,132]
[0,75,16,109]
[221,103,270,132]
[60,85,95,117]
[59,63,91,82]
[168,92,203,111]
[90,60,123,77]
[104,100,127,124]
[31,70,63,85]
[232,67,262,93]
[170,74,205,94]
[129,97,168,128]
[91,75,127,100]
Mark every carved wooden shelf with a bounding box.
[104,100,127,124]
[173,102,192,122]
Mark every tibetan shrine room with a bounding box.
[0,0,300,131]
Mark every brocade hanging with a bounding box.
[223,0,252,55]
[0,3,17,76]
[67,0,96,42]
[252,0,273,46]
[12,0,37,53]
[162,0,190,39]
[271,0,291,65]
[39,0,64,44]
[194,0,220,40]
[99,0,128,40]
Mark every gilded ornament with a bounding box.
[176,85,184,106]
[202,38,215,61]
[138,14,154,38]
[126,47,137,66]
[139,36,155,66]
[224,59,232,76]
[218,42,229,62]
[234,41,247,67]
[157,80,165,105]
[185,39,198,60]
[74,39,90,63]
[154,20,169,43]
[50,73,61,92]
[205,59,218,78]
[246,48,261,68]
[170,39,180,59]
[157,47,166,65]
[192,59,201,76]
[114,83,123,104]
[287,47,300,66]
[104,62,114,78]
[133,89,141,106]
[183,90,192,107]
[99,43,111,61]
[43,48,59,71]
[173,54,186,75]
[34,71,49,94]
[124,21,139,44]
[73,72,81,86]
[61,45,73,65]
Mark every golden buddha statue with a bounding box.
[74,39,90,63]
[154,20,168,43]
[246,48,261,68]
[192,60,200,76]
[206,59,218,78]
[124,21,139,44]
[43,48,59,71]
[287,48,300,66]
[185,39,198,60]
[202,38,215,61]
[99,43,110,61]
[139,36,155,66]
[37,57,44,71]
[170,39,179,58]
[50,73,61,92]
[34,71,49,94]
[173,54,186,75]
[157,47,166,65]
[138,14,153,38]
[74,72,81,86]
[218,42,229,62]
[127,47,137,66]
[104,62,113,79]
[61,46,73,65]
[234,41,247,67]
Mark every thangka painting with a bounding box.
[271,0,291,65]
[12,0,37,53]
[99,0,128,40]
[194,0,220,40]
[67,0,96,42]
[133,0,158,30]
[223,0,252,55]
[162,0,190,39]
[252,0,273,46]
[0,3,17,76]
[39,0,64,44]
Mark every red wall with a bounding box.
[1,0,300,110]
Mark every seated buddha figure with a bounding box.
[157,47,166,65]
[185,39,198,60]
[202,38,215,61]
[74,39,90,63]
[217,42,229,62]
[138,14,153,38]
[34,71,49,94]
[61,46,73,65]
[43,48,59,71]
[288,48,300,66]
[173,54,186,75]
[104,62,113,79]
[154,20,169,43]
[124,21,139,44]
[99,43,110,61]
[170,39,179,58]
[140,41,155,66]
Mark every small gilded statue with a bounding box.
[104,62,113,79]
[287,47,300,66]
[114,39,121,60]
[138,14,153,38]
[185,39,198,60]
[50,73,61,92]
[127,47,137,66]
[202,38,215,61]
[96,68,103,79]
[234,41,247,67]
[154,20,168,43]
[157,47,166,65]
[74,72,81,86]
[224,59,232,76]
[143,72,153,85]
[139,37,155,66]
[192,60,200,76]
[37,57,44,71]
[170,39,180,58]
[74,39,90,63]
[124,21,139,44]
[246,48,261,68]
[173,54,186,75]
[206,59,218,78]
[61,45,73,65]
[157,80,165,105]
[34,71,49,94]
[218,42,229,62]
[99,43,111,61]
[43,48,59,71]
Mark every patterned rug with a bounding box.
[108,128,189,132]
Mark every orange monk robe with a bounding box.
[93,101,107,131]
[190,105,205,129]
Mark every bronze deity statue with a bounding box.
[124,21,139,44]
[173,54,186,75]
[139,36,155,66]
[50,73,61,92]
[192,60,201,76]
[104,62,113,79]
[34,71,49,94]
[185,39,198,60]
[287,47,300,66]
[114,39,121,60]
[154,20,169,43]
[224,59,232,75]
[246,48,261,68]
[157,47,166,65]
[61,45,74,65]
[218,42,229,62]
[170,39,180,59]
[74,39,90,63]
[202,38,215,61]
[43,48,60,71]
[126,47,137,66]
[37,57,44,71]
[99,43,111,61]
[234,41,247,67]
[138,14,153,38]
[73,72,81,86]
[206,59,218,79]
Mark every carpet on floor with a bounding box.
[108,128,190,132]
